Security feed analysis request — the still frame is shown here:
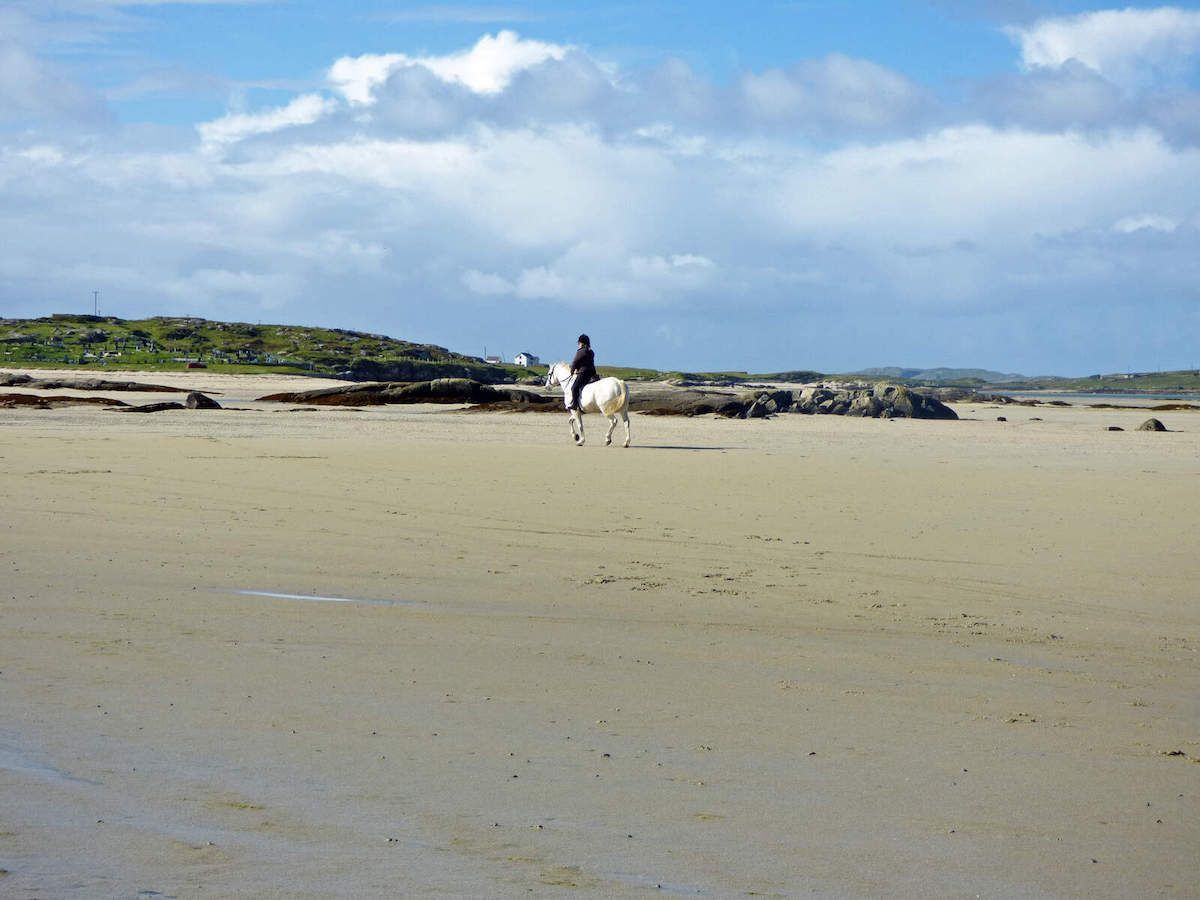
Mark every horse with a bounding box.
[544,361,631,447]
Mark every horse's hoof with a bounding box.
[605,439,612,446]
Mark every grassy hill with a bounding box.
[850,366,1030,384]
[0,314,825,385]
[990,371,1200,393]
[0,314,527,383]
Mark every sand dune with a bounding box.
[2,371,1197,896]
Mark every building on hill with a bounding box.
[514,352,540,367]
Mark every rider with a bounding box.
[568,333,598,411]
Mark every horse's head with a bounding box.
[544,362,565,388]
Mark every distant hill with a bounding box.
[0,314,526,383]
[848,366,1031,384]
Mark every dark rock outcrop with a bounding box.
[258,378,550,407]
[0,373,183,392]
[0,392,128,409]
[115,401,186,413]
[1137,418,1167,432]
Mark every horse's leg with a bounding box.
[572,410,584,445]
[604,413,617,446]
[621,410,631,447]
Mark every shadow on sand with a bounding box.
[633,444,736,452]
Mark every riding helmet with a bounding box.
[577,334,590,346]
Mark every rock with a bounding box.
[116,402,186,413]
[185,392,221,409]
[0,375,181,392]
[258,379,550,408]
[997,416,1007,422]
[846,395,883,417]
[1137,418,1167,432]
[1107,426,1124,431]
[0,392,127,409]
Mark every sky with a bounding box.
[2,1,1199,374]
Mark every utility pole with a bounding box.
[93,290,99,316]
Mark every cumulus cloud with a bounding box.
[328,31,568,105]
[1008,6,1200,85]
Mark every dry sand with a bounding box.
[2,370,1197,897]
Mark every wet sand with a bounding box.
[2,371,1198,896]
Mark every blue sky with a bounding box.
[3,1,1199,374]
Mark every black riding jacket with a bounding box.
[570,346,598,384]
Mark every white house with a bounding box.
[514,352,540,367]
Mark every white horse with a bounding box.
[545,361,631,447]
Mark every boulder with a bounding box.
[185,391,221,409]
[1137,418,1167,432]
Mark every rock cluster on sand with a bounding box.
[1137,418,1167,432]
[640,383,957,420]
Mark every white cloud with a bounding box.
[468,245,718,305]
[1112,213,1178,233]
[462,269,513,295]
[739,55,926,134]
[197,93,337,146]
[1009,7,1200,84]
[328,31,568,105]
[0,39,111,124]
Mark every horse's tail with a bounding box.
[601,379,628,417]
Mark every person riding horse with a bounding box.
[568,334,599,411]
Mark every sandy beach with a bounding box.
[2,370,1197,897]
